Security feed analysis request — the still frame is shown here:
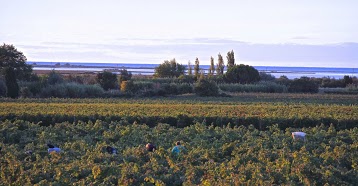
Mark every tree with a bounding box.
[3,67,19,98]
[154,59,185,78]
[0,77,7,97]
[118,69,132,84]
[343,75,353,86]
[187,61,193,75]
[288,77,319,93]
[0,43,32,80]
[224,64,260,84]
[194,58,200,78]
[226,50,235,68]
[97,71,118,91]
[209,56,215,76]
[216,53,224,75]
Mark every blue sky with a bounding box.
[1,0,357,67]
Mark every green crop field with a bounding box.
[0,93,358,185]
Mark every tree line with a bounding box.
[1,43,357,98]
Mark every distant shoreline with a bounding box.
[29,61,358,79]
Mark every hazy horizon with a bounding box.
[1,0,358,67]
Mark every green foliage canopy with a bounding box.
[0,43,32,80]
[97,71,118,91]
[154,59,185,78]
[224,64,260,84]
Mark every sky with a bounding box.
[1,0,358,67]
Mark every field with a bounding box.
[1,93,358,185]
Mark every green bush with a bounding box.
[194,79,219,96]
[289,77,319,93]
[219,81,287,93]
[47,70,64,85]
[20,87,33,98]
[19,81,45,96]
[97,71,118,91]
[177,83,193,94]
[39,83,104,98]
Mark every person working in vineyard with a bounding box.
[171,141,185,156]
[146,143,156,152]
[47,144,61,153]
[106,146,118,154]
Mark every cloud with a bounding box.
[20,38,358,67]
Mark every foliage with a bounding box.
[97,71,118,91]
[3,67,19,98]
[20,87,33,98]
[194,58,200,78]
[275,75,290,86]
[154,59,186,78]
[194,79,219,97]
[47,70,64,85]
[259,72,276,81]
[224,64,260,84]
[216,53,224,75]
[118,69,132,84]
[0,77,7,97]
[226,50,235,68]
[187,61,193,76]
[0,94,358,128]
[289,77,319,93]
[0,120,357,185]
[344,75,353,86]
[208,56,215,76]
[219,81,287,93]
[177,75,195,84]
[0,43,33,80]
[39,83,104,98]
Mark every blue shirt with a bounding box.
[171,145,184,155]
[48,147,61,153]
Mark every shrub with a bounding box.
[120,80,137,94]
[18,81,45,96]
[259,72,276,81]
[194,79,219,96]
[289,77,319,93]
[39,83,104,98]
[177,83,193,94]
[47,70,64,85]
[118,69,132,84]
[177,75,195,84]
[83,84,105,97]
[97,71,118,90]
[219,81,287,93]
[20,87,33,98]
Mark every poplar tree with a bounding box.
[188,61,193,75]
[194,57,200,78]
[216,53,224,75]
[209,56,215,76]
[227,50,235,68]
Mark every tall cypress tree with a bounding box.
[194,57,200,78]
[188,61,192,75]
[209,56,215,76]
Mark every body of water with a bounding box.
[28,61,358,79]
